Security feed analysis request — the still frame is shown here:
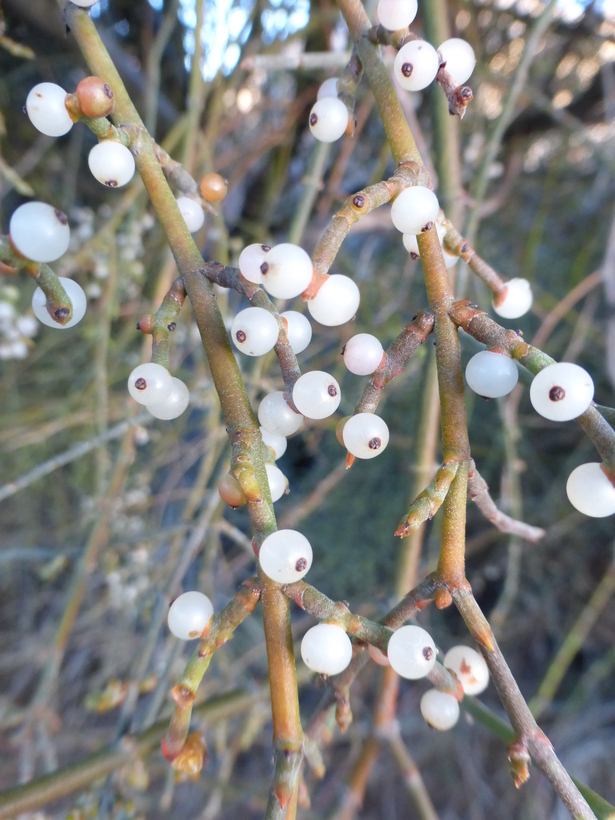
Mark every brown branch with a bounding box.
[441,223,507,296]
[435,66,473,119]
[395,461,459,538]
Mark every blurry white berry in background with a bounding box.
[437,38,476,85]
[420,690,460,731]
[260,243,314,299]
[566,463,615,517]
[238,243,271,285]
[307,274,360,326]
[147,377,190,420]
[436,223,459,269]
[342,413,390,459]
[176,196,205,233]
[88,140,136,187]
[309,98,349,143]
[167,591,214,640]
[258,391,304,436]
[443,645,490,695]
[301,623,353,675]
[26,83,73,137]
[529,362,594,422]
[377,0,418,30]
[231,307,279,356]
[317,77,340,100]
[258,529,313,583]
[465,350,519,398]
[71,0,99,6]
[10,202,70,263]
[492,278,533,319]
[292,371,341,419]
[31,277,87,329]
[391,187,440,235]
[343,333,384,376]
[266,463,288,502]
[260,426,288,459]
[128,362,173,406]
[387,625,436,679]
[394,40,440,91]
[281,310,312,354]
[16,315,39,337]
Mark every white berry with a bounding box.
[260,427,288,459]
[258,391,303,436]
[31,277,87,329]
[128,362,173,406]
[301,623,353,675]
[493,279,533,319]
[147,377,190,420]
[176,196,205,233]
[317,78,339,100]
[167,591,214,640]
[307,275,360,326]
[72,0,98,6]
[465,350,519,398]
[266,463,288,502]
[238,243,271,285]
[403,233,420,257]
[309,98,349,143]
[281,311,312,354]
[529,362,594,422]
[292,371,341,419]
[394,40,440,91]
[88,140,136,187]
[343,333,384,376]
[391,187,440,235]
[231,307,279,356]
[10,202,70,263]
[378,0,418,29]
[16,315,39,337]
[566,463,615,517]
[342,413,390,459]
[437,38,476,86]
[420,689,460,731]
[259,529,313,583]
[25,83,73,137]
[387,625,436,679]
[443,645,489,695]
[260,244,314,299]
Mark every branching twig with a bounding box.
[395,461,459,538]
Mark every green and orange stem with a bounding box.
[138,276,186,369]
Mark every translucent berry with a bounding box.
[465,350,519,398]
[260,244,314,299]
[443,645,489,695]
[231,307,279,356]
[167,591,214,640]
[403,233,420,258]
[260,426,288,459]
[128,362,173,406]
[258,391,303,436]
[529,362,594,422]
[258,529,313,583]
[10,202,70,263]
[88,140,135,187]
[176,196,205,233]
[238,243,271,285]
[309,98,349,143]
[391,186,440,235]
[75,76,114,118]
[31,277,87,329]
[266,463,288,502]
[25,83,73,137]
[342,413,389,459]
[437,38,476,86]
[199,172,228,202]
[377,0,418,30]
[394,40,440,91]
[71,0,98,6]
[281,310,312,354]
[301,623,353,675]
[292,371,341,419]
[343,333,384,376]
[307,274,360,326]
[147,377,190,420]
[387,625,436,679]
[493,278,533,319]
[420,689,460,731]
[317,77,339,100]
[217,473,246,508]
[566,463,615,517]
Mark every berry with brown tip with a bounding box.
[76,76,115,119]
[199,173,228,202]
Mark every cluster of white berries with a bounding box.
[394,37,475,93]
[0,299,38,360]
[127,362,190,420]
